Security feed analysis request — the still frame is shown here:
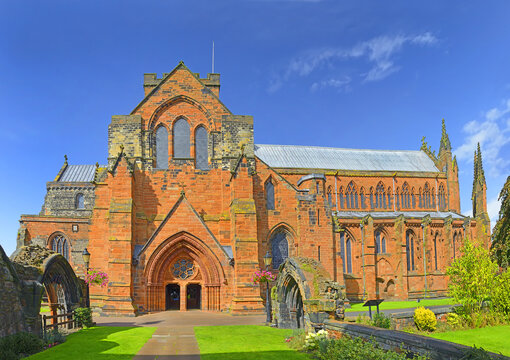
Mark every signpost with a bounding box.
[363,299,384,319]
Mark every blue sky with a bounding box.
[1,0,509,256]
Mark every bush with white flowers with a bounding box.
[304,329,328,350]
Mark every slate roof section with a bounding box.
[254,144,440,173]
[334,211,465,220]
[58,165,97,182]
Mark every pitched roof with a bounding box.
[58,165,97,182]
[254,144,440,173]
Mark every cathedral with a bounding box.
[16,62,490,316]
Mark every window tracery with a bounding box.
[172,259,195,280]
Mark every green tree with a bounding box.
[491,176,510,268]
[446,238,499,314]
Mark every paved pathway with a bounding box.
[94,311,266,359]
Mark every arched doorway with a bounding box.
[186,284,201,310]
[145,232,225,312]
[166,284,180,310]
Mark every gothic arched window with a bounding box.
[173,118,191,158]
[424,183,431,208]
[360,187,366,209]
[339,186,344,209]
[406,230,415,271]
[434,232,439,270]
[376,182,385,209]
[402,182,410,208]
[195,126,208,170]
[327,186,333,207]
[155,126,169,169]
[270,231,289,269]
[346,182,358,209]
[75,193,84,209]
[339,231,353,273]
[375,230,386,254]
[370,187,375,209]
[387,187,392,209]
[396,187,400,210]
[438,184,446,210]
[51,234,69,261]
[411,188,416,208]
[265,178,275,210]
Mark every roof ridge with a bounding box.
[255,143,425,153]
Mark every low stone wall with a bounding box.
[390,305,456,330]
[325,321,508,360]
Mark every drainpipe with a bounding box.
[361,221,366,300]
[421,223,428,298]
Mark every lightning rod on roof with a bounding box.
[212,41,215,73]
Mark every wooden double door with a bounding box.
[165,283,201,310]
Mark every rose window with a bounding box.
[172,259,195,280]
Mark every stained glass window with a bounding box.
[51,234,69,261]
[271,231,288,269]
[172,259,195,280]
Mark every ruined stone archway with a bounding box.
[4,245,84,336]
[274,257,345,329]
[144,232,225,312]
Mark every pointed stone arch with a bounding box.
[144,231,225,311]
[274,257,345,329]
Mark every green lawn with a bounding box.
[345,298,456,313]
[195,325,310,360]
[426,325,510,356]
[27,326,155,360]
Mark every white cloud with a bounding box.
[310,77,351,92]
[454,98,510,177]
[269,32,437,92]
[487,196,502,227]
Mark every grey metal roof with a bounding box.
[58,165,96,182]
[222,246,233,259]
[254,144,440,172]
[334,211,465,220]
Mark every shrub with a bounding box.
[303,329,328,350]
[414,307,437,331]
[371,312,391,329]
[75,307,94,327]
[313,335,428,360]
[446,238,498,315]
[491,270,510,317]
[44,328,66,344]
[0,332,44,358]
[446,312,462,329]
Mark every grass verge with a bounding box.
[345,298,456,313]
[425,325,510,356]
[27,326,155,360]
[195,325,311,360]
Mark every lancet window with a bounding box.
[195,126,208,170]
[155,125,168,169]
[406,230,415,271]
[339,231,353,273]
[51,234,69,261]
[346,181,358,209]
[173,118,191,158]
[265,178,275,210]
